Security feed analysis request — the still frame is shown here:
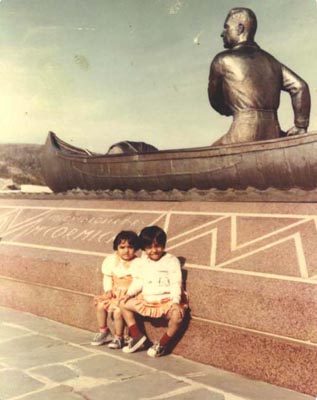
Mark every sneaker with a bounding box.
[122,334,147,353]
[108,337,124,349]
[147,342,167,358]
[90,330,112,346]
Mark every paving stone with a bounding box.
[0,322,30,341]
[140,354,312,399]
[0,334,57,357]
[21,385,85,400]
[169,388,225,399]
[69,354,151,380]
[193,371,312,400]
[26,320,92,345]
[80,370,189,400]
[61,376,111,391]
[7,341,90,369]
[0,369,44,399]
[0,307,91,344]
[31,364,78,382]
[0,306,33,325]
[127,350,216,377]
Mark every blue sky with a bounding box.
[0,0,316,151]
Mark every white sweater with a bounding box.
[127,252,182,304]
[101,254,136,292]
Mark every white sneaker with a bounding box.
[147,342,167,357]
[108,337,124,349]
[90,330,112,346]
[122,335,147,353]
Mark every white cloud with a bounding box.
[169,0,185,15]
[193,31,203,46]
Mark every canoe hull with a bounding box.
[41,131,317,193]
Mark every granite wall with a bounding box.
[0,199,316,395]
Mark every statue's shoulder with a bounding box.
[212,50,231,60]
[256,48,283,70]
[211,50,232,66]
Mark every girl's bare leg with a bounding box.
[120,298,139,327]
[166,308,183,337]
[113,308,124,336]
[91,301,112,346]
[146,307,184,355]
[96,301,107,329]
[120,299,147,353]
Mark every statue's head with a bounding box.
[221,8,257,49]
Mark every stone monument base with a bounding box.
[0,198,316,395]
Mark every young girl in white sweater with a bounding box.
[91,230,140,349]
[120,225,188,357]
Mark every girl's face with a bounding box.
[144,241,165,261]
[117,240,136,261]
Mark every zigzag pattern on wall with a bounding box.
[0,206,316,280]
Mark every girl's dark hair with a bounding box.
[139,225,167,250]
[113,230,140,251]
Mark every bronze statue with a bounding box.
[208,8,311,145]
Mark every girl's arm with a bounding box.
[168,256,182,304]
[126,260,143,297]
[168,257,185,318]
[101,254,115,293]
[103,275,112,294]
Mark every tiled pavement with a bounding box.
[0,306,313,400]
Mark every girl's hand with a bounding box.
[104,290,112,300]
[93,291,112,306]
[120,294,133,304]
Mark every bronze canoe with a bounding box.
[41,131,317,193]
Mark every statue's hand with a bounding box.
[286,126,307,136]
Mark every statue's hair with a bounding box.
[228,8,257,39]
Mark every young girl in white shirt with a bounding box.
[120,225,188,357]
[91,230,140,349]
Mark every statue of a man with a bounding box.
[208,8,311,145]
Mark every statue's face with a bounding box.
[221,15,239,49]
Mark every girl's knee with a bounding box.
[120,298,136,312]
[170,310,183,325]
[113,308,122,320]
[96,302,106,312]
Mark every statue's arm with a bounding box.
[281,64,311,134]
[208,57,232,116]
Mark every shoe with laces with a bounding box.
[122,334,147,353]
[90,330,112,346]
[108,337,124,349]
[147,342,167,357]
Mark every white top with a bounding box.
[101,253,136,292]
[127,252,182,304]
